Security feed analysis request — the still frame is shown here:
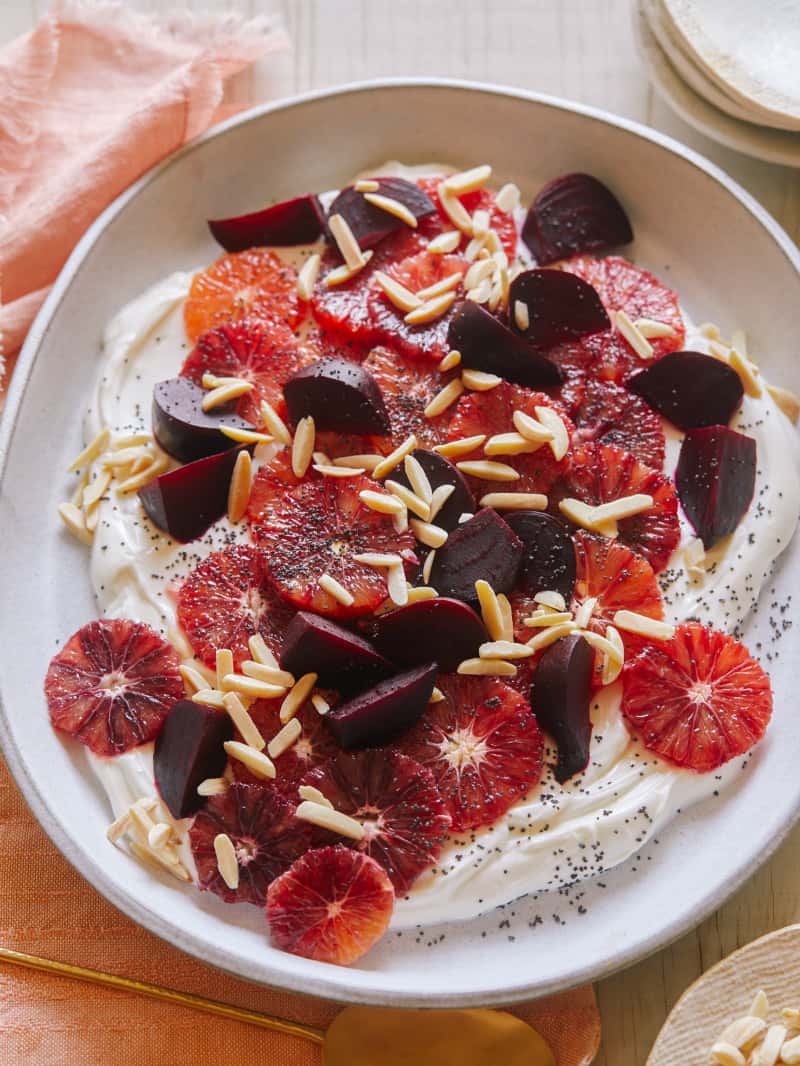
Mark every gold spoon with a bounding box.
[0,945,555,1065]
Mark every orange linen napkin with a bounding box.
[0,5,601,1062]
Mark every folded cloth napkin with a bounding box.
[0,5,601,1063]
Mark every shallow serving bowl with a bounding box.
[1,80,799,1007]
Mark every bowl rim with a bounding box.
[2,77,799,1007]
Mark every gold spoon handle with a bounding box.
[0,946,325,1046]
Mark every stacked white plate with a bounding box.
[634,0,800,166]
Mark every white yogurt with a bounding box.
[81,166,800,929]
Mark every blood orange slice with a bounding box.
[572,531,664,629]
[176,545,294,669]
[396,674,543,832]
[560,441,680,572]
[362,346,454,448]
[189,782,311,905]
[267,845,394,965]
[250,475,416,619]
[622,622,772,772]
[301,749,450,893]
[447,382,573,498]
[574,378,665,469]
[181,318,313,424]
[45,619,183,757]
[184,248,302,343]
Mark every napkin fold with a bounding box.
[0,4,601,1063]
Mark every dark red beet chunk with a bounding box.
[509,269,611,349]
[279,611,392,691]
[326,663,439,749]
[154,699,233,819]
[626,351,744,430]
[138,445,248,543]
[504,511,577,600]
[370,597,488,672]
[428,508,523,605]
[447,301,563,389]
[152,377,252,462]
[283,357,390,435]
[675,425,757,549]
[389,449,475,531]
[326,177,437,252]
[521,173,633,265]
[532,634,594,783]
[208,194,325,251]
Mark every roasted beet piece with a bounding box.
[208,194,325,251]
[447,301,563,388]
[326,663,439,749]
[675,426,757,548]
[389,448,475,531]
[138,445,249,543]
[370,597,487,672]
[154,699,233,818]
[326,177,437,251]
[283,357,391,435]
[428,508,523,604]
[521,173,633,265]
[279,611,392,691]
[504,511,577,601]
[509,269,611,350]
[532,634,594,782]
[152,377,252,462]
[626,351,744,430]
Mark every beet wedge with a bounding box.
[447,301,563,389]
[326,663,439,749]
[532,634,594,783]
[522,173,633,265]
[675,426,756,548]
[208,194,325,251]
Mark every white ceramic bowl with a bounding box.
[1,80,799,1007]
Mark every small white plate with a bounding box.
[634,1,800,167]
[1,80,799,1007]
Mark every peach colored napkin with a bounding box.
[0,0,288,399]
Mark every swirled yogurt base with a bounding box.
[80,164,800,929]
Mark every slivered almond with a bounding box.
[456,460,519,482]
[434,434,486,458]
[353,552,403,568]
[709,339,732,362]
[719,1016,767,1051]
[458,658,517,677]
[479,640,533,660]
[222,692,266,750]
[462,368,502,391]
[84,501,101,533]
[590,493,653,524]
[479,492,547,511]
[484,431,541,456]
[313,463,364,478]
[573,597,597,630]
[497,593,514,642]
[427,230,461,254]
[223,674,287,700]
[699,322,721,340]
[416,272,463,301]
[709,1042,746,1066]
[267,717,303,759]
[291,415,315,477]
[148,823,172,850]
[429,483,455,520]
[129,840,191,882]
[535,590,566,612]
[364,191,418,228]
[424,379,464,418]
[260,399,292,446]
[464,258,494,291]
[242,661,294,687]
[475,579,504,641]
[103,445,152,469]
[404,454,433,502]
[280,673,318,724]
[615,309,654,360]
[355,179,379,193]
[524,611,574,627]
[296,800,365,840]
[374,269,423,312]
[386,564,408,606]
[526,622,575,651]
[319,573,354,606]
[58,502,93,545]
[298,784,333,807]
[471,209,490,238]
[70,466,91,507]
[442,164,492,196]
[422,549,436,585]
[359,488,406,516]
[328,212,366,270]
[768,383,800,423]
[197,777,228,797]
[324,249,373,286]
[111,432,152,450]
[248,633,279,669]
[558,497,619,537]
[579,628,623,664]
[116,455,169,494]
[406,586,438,604]
[729,346,763,397]
[613,610,675,640]
[495,182,521,213]
[192,689,226,709]
[227,449,252,523]
[333,453,383,471]
[392,505,409,534]
[372,434,418,479]
[533,405,569,460]
[429,686,445,703]
[296,252,321,300]
[179,663,207,694]
[202,380,254,412]
[437,184,473,234]
[202,373,251,390]
[514,300,530,331]
[749,990,770,1020]
[404,290,457,325]
[224,740,276,780]
[82,469,112,509]
[438,349,462,372]
[464,236,487,261]
[311,694,330,715]
[68,426,110,472]
[216,649,234,691]
[106,811,132,844]
[410,519,448,548]
[513,409,553,442]
[634,317,677,339]
[466,277,492,304]
[385,479,431,520]
[220,426,273,445]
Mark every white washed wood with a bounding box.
[2,3,799,1063]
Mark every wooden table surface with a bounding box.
[3,2,799,1062]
